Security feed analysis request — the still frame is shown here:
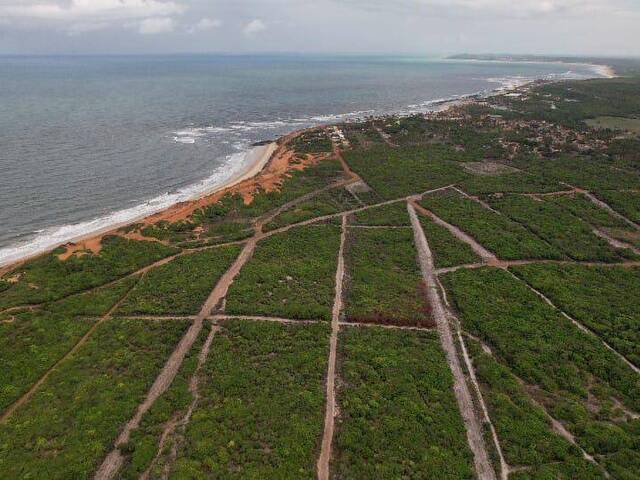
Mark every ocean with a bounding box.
[0,54,603,266]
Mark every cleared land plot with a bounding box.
[350,202,411,226]
[226,225,341,320]
[0,318,190,479]
[489,194,635,262]
[511,263,640,366]
[0,236,178,310]
[548,193,640,248]
[418,215,481,268]
[332,326,476,479]
[466,339,605,479]
[594,190,640,225]
[118,246,241,315]
[344,227,432,326]
[586,116,640,134]
[343,144,466,199]
[443,268,640,478]
[168,320,329,479]
[264,188,358,231]
[421,190,562,260]
[116,323,209,479]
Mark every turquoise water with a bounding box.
[0,54,600,264]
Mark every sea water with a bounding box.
[0,54,602,266]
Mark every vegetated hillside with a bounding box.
[1,76,640,479]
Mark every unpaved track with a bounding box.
[412,202,498,263]
[451,186,500,214]
[592,228,640,255]
[408,203,497,480]
[212,314,322,325]
[436,259,640,275]
[94,239,257,480]
[317,214,347,480]
[576,187,640,231]
[507,270,640,376]
[339,321,435,332]
[0,277,139,423]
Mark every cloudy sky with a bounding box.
[0,0,638,56]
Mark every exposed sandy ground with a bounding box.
[95,239,257,480]
[317,214,347,480]
[463,162,519,176]
[408,203,497,480]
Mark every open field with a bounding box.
[343,227,431,326]
[332,326,475,479]
[421,190,563,260]
[168,320,329,479]
[226,225,341,320]
[0,318,190,479]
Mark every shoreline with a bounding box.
[0,61,615,273]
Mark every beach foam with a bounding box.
[0,144,274,268]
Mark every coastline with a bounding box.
[0,60,616,274]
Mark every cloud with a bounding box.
[242,18,266,37]
[138,17,175,34]
[188,17,222,33]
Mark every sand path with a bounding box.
[94,239,257,480]
[0,276,139,423]
[436,259,640,275]
[412,202,498,263]
[408,203,497,480]
[317,214,347,480]
[451,186,500,213]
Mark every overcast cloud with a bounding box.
[0,0,638,55]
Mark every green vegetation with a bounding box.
[443,268,640,477]
[0,236,178,310]
[350,202,410,226]
[0,318,190,479]
[459,172,561,195]
[118,246,241,315]
[290,129,333,154]
[418,215,480,268]
[333,326,475,479]
[421,190,562,260]
[466,339,605,478]
[586,116,640,134]
[169,320,329,479]
[226,225,341,320]
[343,144,467,199]
[264,188,359,231]
[594,190,640,224]
[511,263,640,366]
[117,323,209,479]
[489,194,635,262]
[344,228,431,326]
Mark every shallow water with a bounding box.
[0,54,601,265]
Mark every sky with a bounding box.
[0,0,639,56]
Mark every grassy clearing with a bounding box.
[350,202,410,226]
[343,144,467,199]
[594,190,640,225]
[586,116,640,134]
[489,194,636,262]
[418,215,480,268]
[511,264,640,366]
[442,268,640,477]
[333,326,475,479]
[344,228,431,326]
[548,193,640,248]
[421,190,562,260]
[0,318,190,479]
[226,225,341,320]
[169,320,329,479]
[0,236,178,310]
[117,323,209,479]
[264,188,359,231]
[118,246,241,315]
[466,339,605,478]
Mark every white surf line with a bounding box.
[95,239,258,480]
[317,214,347,480]
[506,270,640,376]
[0,275,140,424]
[408,202,497,480]
[436,279,510,480]
[412,201,498,263]
[450,186,501,214]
